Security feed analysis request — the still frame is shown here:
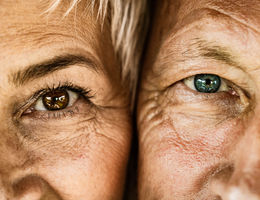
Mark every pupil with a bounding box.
[42,89,69,110]
[205,79,211,85]
[194,74,221,93]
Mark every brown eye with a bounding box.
[34,89,79,111]
[42,89,69,110]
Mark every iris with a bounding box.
[42,89,69,110]
[194,74,221,93]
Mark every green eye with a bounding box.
[184,74,228,93]
[194,74,221,93]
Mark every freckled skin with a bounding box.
[138,0,260,199]
[0,0,131,199]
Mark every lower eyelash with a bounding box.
[31,105,81,120]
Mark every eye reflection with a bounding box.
[184,74,229,93]
[35,89,79,111]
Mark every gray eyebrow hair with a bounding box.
[193,39,244,71]
[11,54,98,86]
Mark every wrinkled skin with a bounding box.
[0,0,131,199]
[138,0,260,199]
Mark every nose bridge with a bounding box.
[0,138,19,176]
[211,107,260,199]
[0,130,50,200]
[229,129,260,197]
[0,128,28,200]
[0,124,28,172]
[0,134,15,199]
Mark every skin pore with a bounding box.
[0,0,131,199]
[138,0,260,199]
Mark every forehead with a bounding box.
[153,0,260,38]
[158,0,260,27]
[0,0,97,45]
[148,0,260,75]
[179,0,260,20]
[0,0,109,75]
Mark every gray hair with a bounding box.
[47,0,148,99]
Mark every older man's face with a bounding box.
[138,0,260,199]
[0,0,131,199]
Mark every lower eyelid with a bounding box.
[180,78,250,113]
[21,107,78,122]
[38,106,80,120]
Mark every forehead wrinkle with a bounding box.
[179,0,260,33]
[0,1,100,49]
[205,5,260,34]
[0,22,96,49]
[169,2,260,46]
[158,7,259,73]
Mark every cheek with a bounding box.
[140,120,243,194]
[17,109,132,199]
[138,87,244,196]
[21,106,131,157]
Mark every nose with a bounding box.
[0,179,12,200]
[211,110,260,200]
[13,176,45,200]
[0,130,47,200]
[0,174,45,200]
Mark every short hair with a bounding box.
[47,0,149,99]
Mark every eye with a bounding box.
[184,74,229,93]
[34,89,79,111]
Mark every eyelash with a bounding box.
[41,82,93,101]
[20,82,93,119]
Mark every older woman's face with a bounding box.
[0,1,131,199]
[138,0,260,199]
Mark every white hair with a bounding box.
[47,0,148,99]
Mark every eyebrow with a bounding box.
[11,54,98,86]
[193,39,244,71]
